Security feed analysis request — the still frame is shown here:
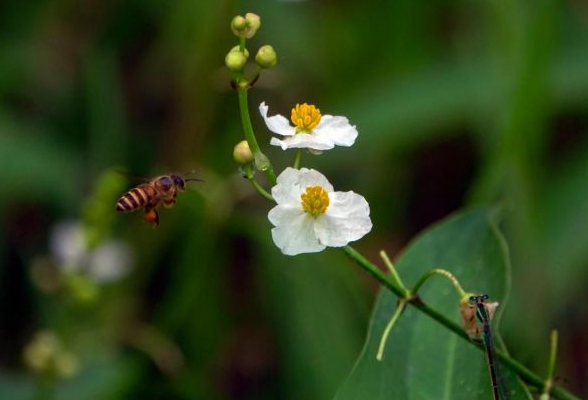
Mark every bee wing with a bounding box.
[114,169,151,183]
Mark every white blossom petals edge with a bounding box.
[268,167,372,256]
[259,102,359,151]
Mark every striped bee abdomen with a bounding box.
[116,185,155,212]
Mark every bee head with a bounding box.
[171,174,186,191]
[157,176,174,192]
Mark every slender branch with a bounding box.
[342,245,581,400]
[237,88,276,184]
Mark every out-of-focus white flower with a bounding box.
[49,221,88,273]
[259,102,358,151]
[268,168,372,255]
[87,241,132,283]
[49,220,132,284]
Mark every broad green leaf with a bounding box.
[336,209,531,400]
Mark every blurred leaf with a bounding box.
[335,209,531,400]
[258,241,369,400]
[329,44,588,158]
[540,144,588,292]
[0,110,80,207]
[0,356,138,400]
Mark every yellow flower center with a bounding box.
[291,103,322,132]
[300,185,330,217]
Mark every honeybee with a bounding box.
[115,174,201,226]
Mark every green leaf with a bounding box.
[335,209,531,400]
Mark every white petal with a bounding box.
[87,241,133,283]
[268,205,324,255]
[269,132,334,151]
[296,168,334,193]
[49,221,88,272]
[259,102,296,137]
[271,167,334,205]
[313,115,358,147]
[271,167,305,205]
[314,191,372,247]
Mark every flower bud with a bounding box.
[230,45,250,59]
[233,140,254,164]
[225,50,247,71]
[231,15,247,36]
[255,45,277,69]
[245,13,261,32]
[65,274,100,304]
[231,13,260,39]
[55,352,79,378]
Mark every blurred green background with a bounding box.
[0,0,587,399]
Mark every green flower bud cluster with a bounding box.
[23,331,79,379]
[231,13,261,39]
[225,12,278,76]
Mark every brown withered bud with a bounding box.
[460,298,499,340]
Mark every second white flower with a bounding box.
[260,102,358,151]
[268,167,372,255]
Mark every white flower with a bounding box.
[87,241,132,283]
[49,220,133,283]
[268,167,372,255]
[49,221,88,273]
[260,102,358,151]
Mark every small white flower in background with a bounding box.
[49,221,87,273]
[49,221,132,283]
[260,102,358,151]
[268,168,372,255]
[87,241,132,283]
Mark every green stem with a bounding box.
[411,268,467,299]
[379,250,408,295]
[542,330,559,397]
[377,299,407,361]
[293,149,302,169]
[342,245,581,400]
[244,165,274,201]
[237,88,276,184]
[32,375,54,400]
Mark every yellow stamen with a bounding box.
[300,185,330,217]
[291,103,322,132]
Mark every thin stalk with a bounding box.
[342,245,581,400]
[237,88,276,184]
[244,165,274,201]
[411,268,467,299]
[293,149,302,169]
[379,250,408,295]
[377,299,407,361]
[32,375,54,400]
[542,330,559,398]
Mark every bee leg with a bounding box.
[163,198,176,209]
[145,207,159,227]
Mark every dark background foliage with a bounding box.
[0,0,587,399]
